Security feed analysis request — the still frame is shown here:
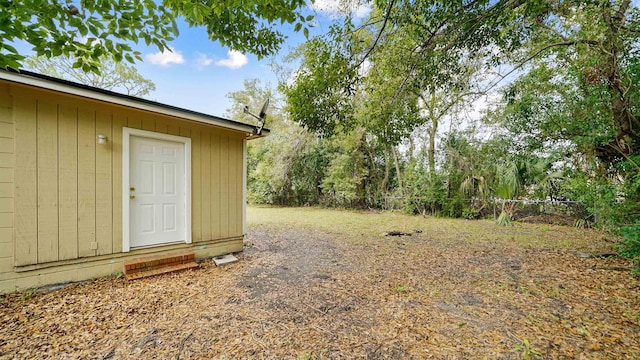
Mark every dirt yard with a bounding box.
[1,206,639,359]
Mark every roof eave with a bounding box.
[0,69,264,138]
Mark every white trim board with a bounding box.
[122,127,192,252]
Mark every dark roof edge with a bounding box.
[0,68,270,136]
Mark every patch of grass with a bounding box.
[513,338,543,359]
[549,285,565,298]
[624,308,640,326]
[247,206,613,252]
[20,288,37,301]
[392,285,407,293]
[297,350,317,360]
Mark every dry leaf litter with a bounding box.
[1,207,639,359]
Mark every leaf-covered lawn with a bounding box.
[1,206,639,359]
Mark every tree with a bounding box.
[1,0,311,72]
[164,0,312,60]
[283,34,361,138]
[283,6,491,201]
[25,55,155,97]
[491,0,640,171]
[287,0,639,170]
[226,79,326,205]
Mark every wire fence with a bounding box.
[260,193,589,224]
[382,196,588,222]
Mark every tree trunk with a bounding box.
[599,0,638,161]
[392,146,403,195]
[428,118,437,176]
[380,149,390,197]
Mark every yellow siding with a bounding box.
[0,138,13,153]
[0,122,11,136]
[210,133,221,240]
[0,83,13,274]
[191,129,202,242]
[57,104,78,260]
[95,110,113,255]
[233,137,244,235]
[201,129,212,241]
[37,99,59,263]
[0,236,243,294]
[77,107,96,257]
[220,136,230,238]
[3,81,246,280]
[111,112,126,254]
[13,94,36,266]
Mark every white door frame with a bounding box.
[122,127,192,252]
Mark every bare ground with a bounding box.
[1,207,639,359]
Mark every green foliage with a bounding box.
[403,171,451,216]
[267,1,640,261]
[496,210,512,226]
[164,0,310,59]
[230,79,330,206]
[392,285,407,293]
[25,55,155,97]
[0,0,177,71]
[297,350,317,360]
[282,34,360,138]
[619,223,640,259]
[1,0,310,71]
[462,207,480,220]
[320,130,371,207]
[513,338,542,360]
[20,288,37,302]
[560,174,620,228]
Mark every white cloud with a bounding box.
[145,48,185,66]
[310,0,372,19]
[215,50,248,70]
[195,53,213,68]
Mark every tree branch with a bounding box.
[484,39,601,92]
[355,0,396,69]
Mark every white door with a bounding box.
[129,135,186,248]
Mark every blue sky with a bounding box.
[130,0,372,118]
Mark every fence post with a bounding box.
[493,198,496,220]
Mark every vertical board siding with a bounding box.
[210,133,221,240]
[13,95,37,266]
[0,138,13,153]
[57,104,78,260]
[9,83,247,268]
[36,100,59,263]
[191,129,202,242]
[228,136,238,239]
[219,135,230,238]
[200,129,211,241]
[167,121,180,136]
[0,84,13,268]
[77,108,96,257]
[234,137,244,235]
[127,117,141,129]
[154,118,168,134]
[111,112,126,254]
[141,117,155,132]
[95,110,113,255]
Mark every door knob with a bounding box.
[130,195,135,199]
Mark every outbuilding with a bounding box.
[0,69,266,293]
